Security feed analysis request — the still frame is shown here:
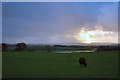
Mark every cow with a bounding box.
[79,57,87,68]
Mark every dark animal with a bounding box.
[79,57,87,68]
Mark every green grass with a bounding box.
[2,51,118,78]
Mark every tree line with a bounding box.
[1,42,52,52]
[2,42,27,51]
[1,42,119,52]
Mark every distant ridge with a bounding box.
[2,42,119,46]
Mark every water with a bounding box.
[54,48,97,53]
[54,50,96,53]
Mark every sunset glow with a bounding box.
[76,26,118,44]
[3,3,118,44]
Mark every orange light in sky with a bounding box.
[75,26,117,44]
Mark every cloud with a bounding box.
[96,3,118,32]
[75,26,118,44]
[2,2,118,44]
[0,3,2,43]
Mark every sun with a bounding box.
[75,26,116,44]
[76,28,96,44]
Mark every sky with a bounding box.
[2,2,118,44]
[0,3,1,43]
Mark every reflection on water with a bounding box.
[54,48,97,53]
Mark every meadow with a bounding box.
[2,51,118,78]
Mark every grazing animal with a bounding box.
[79,57,87,68]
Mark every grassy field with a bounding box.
[2,51,118,78]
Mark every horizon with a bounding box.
[2,42,119,46]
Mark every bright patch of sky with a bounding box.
[2,2,118,44]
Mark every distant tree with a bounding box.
[47,45,52,52]
[2,43,8,51]
[15,42,27,51]
[28,49,34,51]
[0,44,1,51]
